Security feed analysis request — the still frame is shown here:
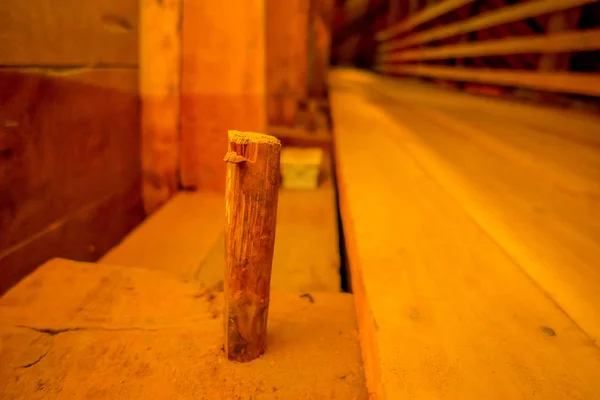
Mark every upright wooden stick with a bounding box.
[223,130,281,362]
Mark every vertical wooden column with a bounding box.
[223,130,281,362]
[140,0,181,214]
[266,0,309,127]
[308,0,334,99]
[181,0,267,192]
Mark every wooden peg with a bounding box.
[223,130,281,362]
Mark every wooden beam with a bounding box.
[376,0,474,41]
[378,64,600,96]
[379,28,600,62]
[380,0,600,52]
[180,0,267,192]
[140,0,181,215]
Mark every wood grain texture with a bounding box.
[0,0,137,65]
[379,28,600,62]
[266,0,309,126]
[378,64,600,96]
[329,68,600,399]
[0,70,140,264]
[140,0,181,214]
[180,0,266,192]
[380,0,600,52]
[0,259,367,399]
[224,131,281,362]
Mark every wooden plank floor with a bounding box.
[102,153,340,293]
[329,68,600,399]
[0,259,366,398]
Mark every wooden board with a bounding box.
[140,0,181,215]
[0,69,141,293]
[329,68,600,399]
[180,0,267,192]
[0,259,367,399]
[102,155,340,293]
[266,0,309,125]
[0,0,137,65]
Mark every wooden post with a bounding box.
[223,130,281,362]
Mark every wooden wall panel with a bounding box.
[0,0,138,65]
[0,184,143,295]
[0,70,142,292]
[267,0,310,126]
[181,0,266,192]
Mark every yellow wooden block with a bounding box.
[281,147,323,190]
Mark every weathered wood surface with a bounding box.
[223,131,281,362]
[0,0,137,65]
[330,68,600,399]
[140,0,181,214]
[101,155,341,293]
[180,0,267,192]
[0,259,367,399]
[0,70,142,294]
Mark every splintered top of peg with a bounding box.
[228,130,281,146]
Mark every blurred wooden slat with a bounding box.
[380,0,599,52]
[376,0,474,41]
[180,0,266,192]
[378,64,600,96]
[379,28,600,62]
[329,68,600,399]
[0,0,137,65]
[140,0,181,214]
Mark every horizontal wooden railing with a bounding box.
[376,0,600,97]
[378,29,600,62]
